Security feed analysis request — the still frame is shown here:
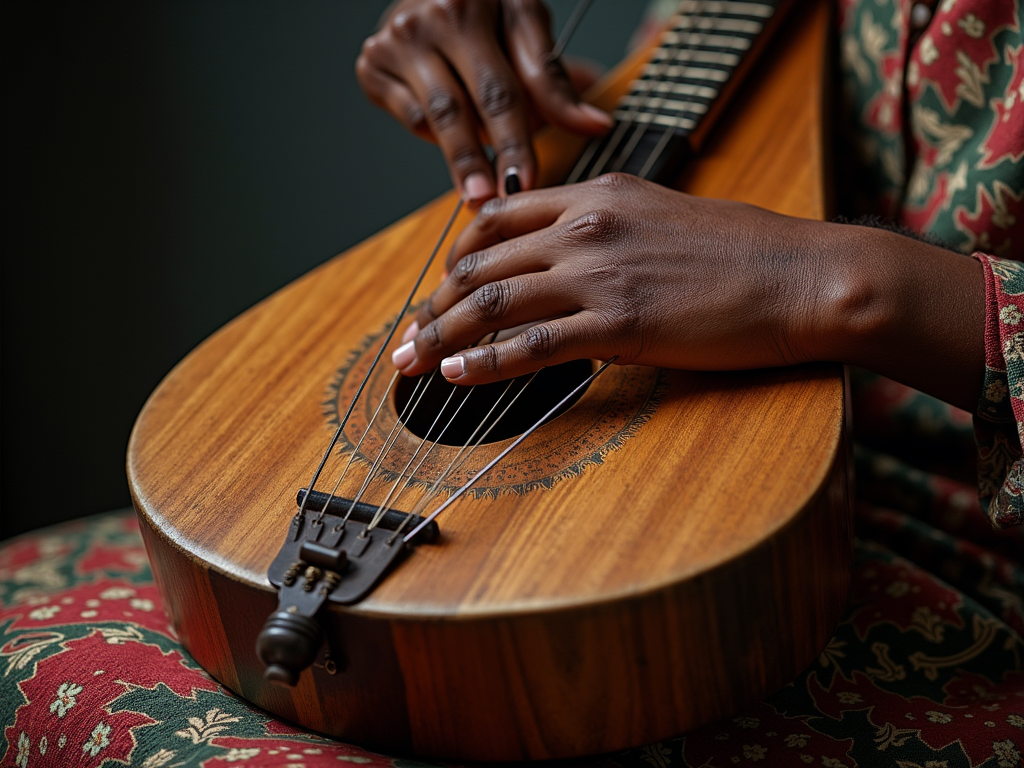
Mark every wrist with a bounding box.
[801,222,899,367]
[799,222,985,410]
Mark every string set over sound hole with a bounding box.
[325,320,665,497]
[393,359,595,445]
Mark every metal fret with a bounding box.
[674,0,775,17]
[647,49,741,67]
[611,110,698,132]
[631,80,719,100]
[592,0,780,181]
[640,63,730,83]
[661,31,753,50]
[619,95,710,117]
[670,16,764,35]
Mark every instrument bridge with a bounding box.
[257,488,439,686]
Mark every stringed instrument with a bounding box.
[128,0,851,759]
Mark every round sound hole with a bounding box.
[394,360,595,446]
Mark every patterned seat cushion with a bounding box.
[1,509,1022,767]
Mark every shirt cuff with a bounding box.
[974,252,1024,528]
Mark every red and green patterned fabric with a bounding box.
[1,509,1022,767]
[837,0,1024,529]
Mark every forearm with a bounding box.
[805,222,985,412]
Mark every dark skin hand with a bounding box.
[361,0,986,413]
[356,0,613,204]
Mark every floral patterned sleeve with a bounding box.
[975,252,1024,528]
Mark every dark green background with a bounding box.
[1,1,647,539]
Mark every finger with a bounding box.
[418,228,555,330]
[441,311,613,385]
[372,40,497,203]
[444,188,574,274]
[356,57,434,141]
[397,273,581,376]
[440,32,536,194]
[502,0,614,136]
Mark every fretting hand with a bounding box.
[356,0,612,205]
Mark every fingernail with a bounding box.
[401,320,419,344]
[463,172,494,202]
[440,356,465,379]
[440,269,449,284]
[580,103,614,128]
[504,167,521,195]
[392,340,416,369]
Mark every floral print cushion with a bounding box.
[2,509,1022,767]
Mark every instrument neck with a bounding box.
[572,0,786,185]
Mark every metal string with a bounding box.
[552,0,595,59]
[294,198,464,523]
[395,2,749,535]
[314,369,402,524]
[383,2,722,532]
[386,373,537,544]
[314,370,419,525]
[564,0,713,184]
[342,371,438,522]
[610,4,727,174]
[403,358,617,542]
[407,378,520,515]
[365,382,469,531]
[310,0,712,533]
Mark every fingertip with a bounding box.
[440,355,465,380]
[392,340,416,370]
[463,172,496,206]
[578,103,614,131]
[401,320,419,344]
[504,167,522,196]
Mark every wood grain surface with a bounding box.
[129,0,851,759]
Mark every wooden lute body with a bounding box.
[128,1,851,760]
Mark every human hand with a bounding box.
[390,173,829,384]
[356,0,613,206]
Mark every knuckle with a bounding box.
[450,146,481,172]
[470,281,510,322]
[504,0,550,28]
[430,0,470,26]
[591,172,636,192]
[452,252,479,289]
[354,54,375,90]
[426,90,461,128]
[520,323,558,361]
[564,208,624,243]
[541,52,571,85]
[389,11,420,43]
[420,320,443,351]
[477,75,517,118]
[357,38,379,66]
[476,344,501,374]
[358,35,390,68]
[478,196,507,219]
[402,101,428,132]
[494,137,527,159]
[609,290,653,359]
[475,197,508,233]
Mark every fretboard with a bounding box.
[567,0,787,186]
